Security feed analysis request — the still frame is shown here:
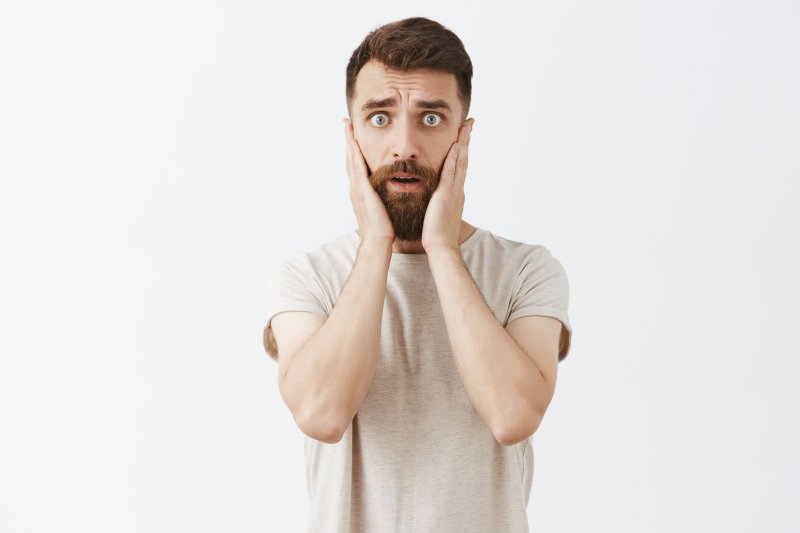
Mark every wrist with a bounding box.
[425,245,462,263]
[357,236,394,256]
[422,232,460,255]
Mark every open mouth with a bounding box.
[388,174,424,192]
[391,175,421,184]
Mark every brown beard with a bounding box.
[368,159,440,241]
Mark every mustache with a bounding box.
[368,159,439,187]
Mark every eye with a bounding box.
[422,113,442,127]
[369,113,389,127]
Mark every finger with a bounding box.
[350,137,370,182]
[343,119,371,183]
[344,123,355,182]
[344,119,354,159]
[455,119,470,143]
[456,123,467,144]
[454,121,473,186]
[344,119,356,172]
[439,141,459,188]
[455,140,468,187]
[343,118,354,142]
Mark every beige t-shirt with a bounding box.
[264,228,572,533]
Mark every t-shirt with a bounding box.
[263,227,573,533]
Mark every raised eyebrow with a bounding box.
[413,99,452,113]
[361,97,398,112]
[360,97,452,114]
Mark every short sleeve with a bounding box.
[507,247,573,362]
[262,255,329,362]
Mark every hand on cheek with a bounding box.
[343,118,395,244]
[421,119,474,253]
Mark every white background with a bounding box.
[1,1,798,532]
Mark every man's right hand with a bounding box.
[343,119,395,245]
[273,120,395,442]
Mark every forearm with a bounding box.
[284,239,392,438]
[427,248,548,442]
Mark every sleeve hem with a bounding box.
[506,307,573,362]
[262,307,330,362]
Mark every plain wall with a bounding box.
[1,1,798,531]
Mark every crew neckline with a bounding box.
[347,227,485,264]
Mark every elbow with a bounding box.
[280,379,348,444]
[493,411,543,447]
[303,424,345,444]
[296,407,349,444]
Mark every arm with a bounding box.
[270,119,395,444]
[272,240,392,444]
[427,249,561,446]
[421,120,561,445]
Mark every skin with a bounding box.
[344,59,476,254]
[270,59,563,446]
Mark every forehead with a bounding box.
[353,60,460,112]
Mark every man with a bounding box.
[263,17,572,533]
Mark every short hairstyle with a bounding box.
[345,17,473,119]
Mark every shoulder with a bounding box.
[278,230,359,274]
[464,228,556,267]
[304,230,359,268]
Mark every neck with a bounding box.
[391,221,477,254]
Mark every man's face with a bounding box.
[349,60,467,240]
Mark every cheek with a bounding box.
[360,148,381,175]
[353,130,382,174]
[433,140,456,174]
[442,126,462,152]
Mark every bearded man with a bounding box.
[263,17,573,533]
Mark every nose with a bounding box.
[391,118,419,161]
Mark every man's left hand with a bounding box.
[421,119,474,253]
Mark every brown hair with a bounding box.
[345,17,473,119]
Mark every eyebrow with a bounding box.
[361,97,397,111]
[360,97,452,113]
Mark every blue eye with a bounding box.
[423,113,442,126]
[370,113,388,127]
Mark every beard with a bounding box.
[368,158,440,241]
